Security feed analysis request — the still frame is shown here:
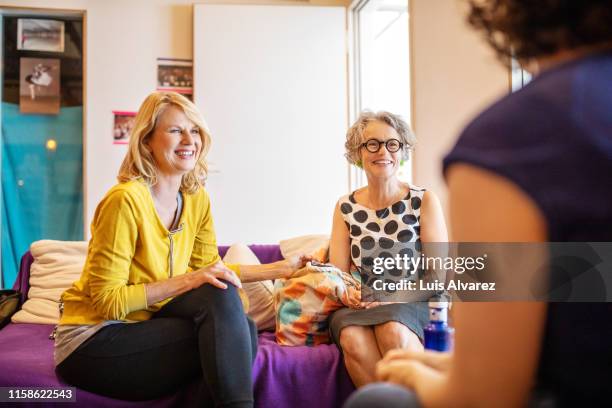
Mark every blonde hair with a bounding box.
[344,111,416,165]
[117,91,211,194]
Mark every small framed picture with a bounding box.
[113,111,137,145]
[157,58,193,96]
[17,19,65,52]
[19,57,61,114]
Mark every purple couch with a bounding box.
[1,245,355,407]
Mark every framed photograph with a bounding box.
[17,19,65,52]
[113,111,137,145]
[157,58,193,96]
[19,57,61,114]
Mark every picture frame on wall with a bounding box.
[19,57,61,114]
[113,111,137,145]
[17,19,65,52]
[157,58,193,99]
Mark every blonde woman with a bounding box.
[55,92,307,405]
[328,111,448,387]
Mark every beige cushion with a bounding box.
[223,244,275,331]
[280,234,330,261]
[12,240,87,324]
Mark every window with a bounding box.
[349,0,411,188]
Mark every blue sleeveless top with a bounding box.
[444,51,612,406]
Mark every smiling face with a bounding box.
[146,105,202,178]
[360,120,402,180]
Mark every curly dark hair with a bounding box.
[467,0,612,62]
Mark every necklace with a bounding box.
[150,187,181,229]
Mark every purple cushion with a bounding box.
[255,333,354,407]
[0,246,355,407]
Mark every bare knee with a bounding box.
[339,326,374,360]
[375,321,422,354]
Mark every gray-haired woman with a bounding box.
[328,111,448,387]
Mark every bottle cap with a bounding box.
[429,305,448,322]
[428,292,451,309]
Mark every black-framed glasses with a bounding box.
[361,138,403,153]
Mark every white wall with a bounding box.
[194,4,347,244]
[409,0,509,219]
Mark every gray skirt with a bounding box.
[329,302,428,348]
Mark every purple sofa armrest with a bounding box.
[12,251,33,306]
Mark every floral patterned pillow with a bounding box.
[274,263,361,346]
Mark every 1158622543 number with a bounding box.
[0,387,76,402]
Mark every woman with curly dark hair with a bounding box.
[345,1,612,407]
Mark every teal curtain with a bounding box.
[1,102,83,288]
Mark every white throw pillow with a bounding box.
[223,243,276,331]
[12,240,88,324]
[279,234,330,260]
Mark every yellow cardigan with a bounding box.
[60,180,241,325]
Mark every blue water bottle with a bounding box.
[424,298,453,352]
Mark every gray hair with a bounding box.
[344,111,416,165]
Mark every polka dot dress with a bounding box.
[339,187,423,271]
[329,185,429,346]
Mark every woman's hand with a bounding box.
[145,261,241,306]
[376,358,433,389]
[277,254,312,278]
[191,261,242,290]
[382,348,452,371]
[376,349,450,389]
